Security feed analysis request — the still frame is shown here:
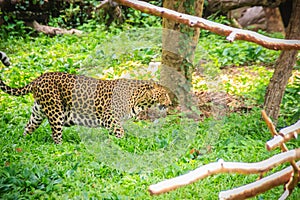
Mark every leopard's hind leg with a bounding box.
[42,99,65,144]
[23,101,45,136]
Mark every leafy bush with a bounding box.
[196,33,280,67]
[0,14,32,38]
[124,8,162,28]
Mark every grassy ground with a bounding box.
[0,27,299,199]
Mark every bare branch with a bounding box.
[262,110,299,170]
[262,109,289,152]
[267,134,298,151]
[95,0,110,11]
[261,110,278,136]
[113,0,300,50]
[219,161,300,200]
[148,149,300,195]
[262,110,300,198]
[25,20,83,36]
[280,120,300,136]
[282,169,300,200]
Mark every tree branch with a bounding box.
[280,119,300,136]
[261,110,278,136]
[113,0,300,50]
[148,149,300,195]
[95,0,110,11]
[266,133,299,151]
[257,111,300,199]
[219,161,300,200]
[266,120,300,151]
[25,20,82,36]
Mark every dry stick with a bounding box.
[95,0,110,11]
[266,132,299,151]
[261,110,297,165]
[26,20,82,36]
[267,120,300,150]
[261,110,300,199]
[219,160,300,200]
[148,149,300,195]
[261,110,278,137]
[261,110,295,155]
[113,0,300,50]
[280,120,300,136]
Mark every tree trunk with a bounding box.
[160,0,204,117]
[263,0,300,123]
[279,0,293,27]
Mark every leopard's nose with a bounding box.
[158,105,166,110]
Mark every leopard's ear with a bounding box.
[147,82,156,89]
[136,82,155,96]
[144,82,177,105]
[141,81,155,90]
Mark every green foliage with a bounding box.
[81,27,162,79]
[0,0,162,36]
[207,15,231,26]
[0,14,31,39]
[197,15,282,67]
[123,1,162,27]
[0,163,62,197]
[196,33,280,67]
[124,8,162,28]
[281,75,300,124]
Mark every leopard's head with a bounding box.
[149,83,173,110]
[135,82,174,111]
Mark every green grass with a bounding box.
[1,110,299,199]
[1,26,300,199]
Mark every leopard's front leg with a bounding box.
[112,122,125,138]
[101,111,124,138]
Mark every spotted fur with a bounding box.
[0,52,172,144]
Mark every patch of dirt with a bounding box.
[139,65,278,121]
[221,64,273,77]
[194,90,254,120]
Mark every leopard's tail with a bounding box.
[1,51,33,96]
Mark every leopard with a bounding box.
[0,51,173,144]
